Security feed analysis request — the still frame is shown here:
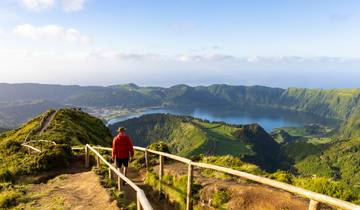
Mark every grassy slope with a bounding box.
[37,109,112,146]
[294,138,360,194]
[110,114,254,158]
[0,108,112,178]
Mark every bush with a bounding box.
[0,190,22,208]
[147,141,170,153]
[200,155,264,179]
[32,144,72,171]
[211,188,230,208]
[0,169,13,183]
[294,177,356,201]
[267,171,294,184]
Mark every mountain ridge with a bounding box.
[0,83,359,137]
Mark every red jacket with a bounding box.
[112,132,134,159]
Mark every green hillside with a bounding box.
[293,138,360,195]
[0,108,112,180]
[109,113,290,171]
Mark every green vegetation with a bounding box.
[145,171,201,210]
[274,124,333,138]
[94,165,136,209]
[211,188,230,209]
[110,113,291,172]
[37,109,112,146]
[200,155,264,178]
[294,177,356,202]
[282,141,324,162]
[0,108,112,180]
[0,189,23,208]
[267,171,359,203]
[294,138,360,194]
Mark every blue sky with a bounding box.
[0,0,359,88]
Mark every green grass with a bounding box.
[211,188,230,209]
[294,138,360,198]
[200,155,264,179]
[0,108,113,186]
[144,171,201,210]
[93,165,137,210]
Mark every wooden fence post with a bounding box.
[96,148,100,168]
[186,163,194,210]
[145,149,149,170]
[137,194,141,210]
[159,155,164,193]
[108,167,112,180]
[309,200,319,210]
[84,145,89,168]
[117,168,122,191]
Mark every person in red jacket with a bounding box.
[112,127,134,181]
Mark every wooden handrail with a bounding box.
[26,140,57,145]
[94,145,360,210]
[191,162,360,210]
[84,144,153,210]
[22,144,41,153]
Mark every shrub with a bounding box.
[267,171,294,184]
[200,155,264,179]
[0,190,22,208]
[211,188,230,208]
[32,144,72,171]
[294,177,355,201]
[147,141,170,153]
[0,169,13,183]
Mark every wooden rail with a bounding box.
[21,140,57,154]
[22,144,41,153]
[26,140,57,145]
[94,146,360,210]
[84,144,153,210]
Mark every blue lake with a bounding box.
[107,106,338,132]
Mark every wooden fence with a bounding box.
[83,144,153,210]
[22,143,360,210]
[93,145,360,210]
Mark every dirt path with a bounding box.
[17,157,119,210]
[24,171,118,210]
[39,110,57,135]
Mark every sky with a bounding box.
[0,0,359,88]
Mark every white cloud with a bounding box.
[14,24,91,44]
[19,0,86,12]
[61,0,85,12]
[19,0,55,11]
[1,49,360,87]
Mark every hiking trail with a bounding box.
[17,157,119,210]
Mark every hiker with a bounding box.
[111,127,134,184]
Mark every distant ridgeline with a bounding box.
[0,83,360,137]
